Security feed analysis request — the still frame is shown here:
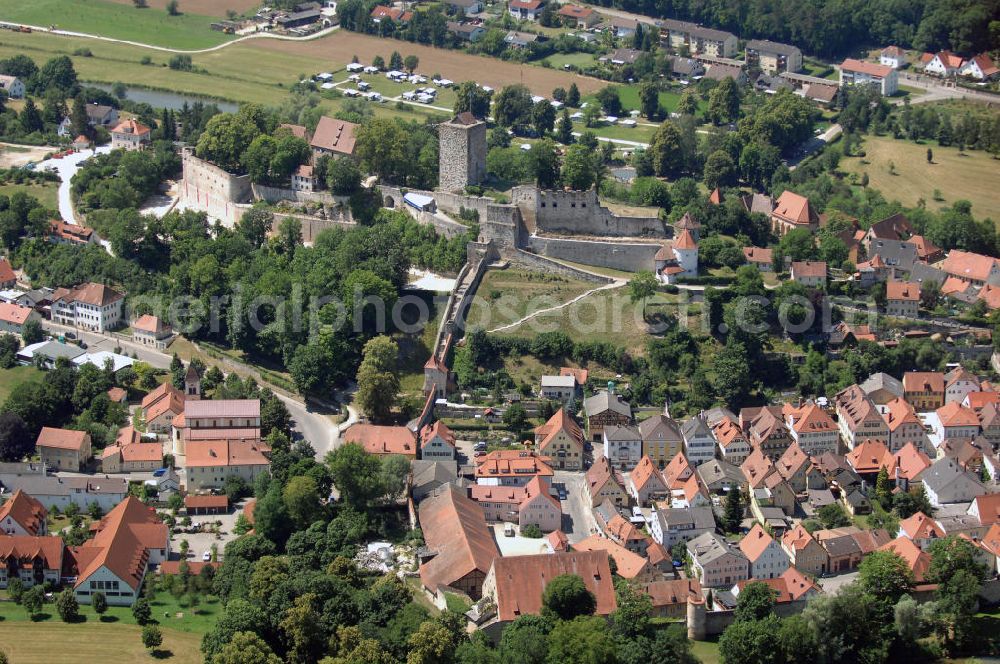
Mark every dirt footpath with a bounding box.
[256,30,607,96]
[0,143,51,168]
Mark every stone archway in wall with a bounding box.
[384,195,397,208]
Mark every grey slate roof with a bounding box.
[687,531,746,565]
[867,238,917,272]
[909,262,948,287]
[603,424,641,441]
[921,457,984,496]
[584,391,632,418]
[0,473,127,497]
[638,415,683,442]
[860,372,904,399]
[681,416,713,440]
[657,505,716,530]
[746,39,802,56]
[696,459,743,488]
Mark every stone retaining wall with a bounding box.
[525,235,660,272]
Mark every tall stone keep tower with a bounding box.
[438,112,487,192]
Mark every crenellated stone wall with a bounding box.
[510,186,666,237]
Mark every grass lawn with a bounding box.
[841,135,1000,222]
[540,52,599,69]
[0,0,234,50]
[466,268,597,332]
[0,617,204,663]
[616,84,704,115]
[0,365,45,403]
[397,291,444,396]
[496,284,674,356]
[573,119,656,144]
[0,181,59,211]
[550,258,637,280]
[0,591,222,635]
[502,351,623,388]
[691,638,722,664]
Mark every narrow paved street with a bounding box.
[38,145,110,225]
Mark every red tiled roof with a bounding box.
[490,551,616,621]
[574,535,651,580]
[36,427,88,452]
[773,191,818,226]
[132,314,167,334]
[743,246,773,264]
[886,280,920,302]
[559,367,589,384]
[879,536,931,582]
[931,51,965,69]
[898,511,943,541]
[792,260,827,278]
[420,420,456,450]
[673,228,698,250]
[846,439,892,474]
[184,494,228,509]
[663,452,693,489]
[534,408,583,453]
[841,58,893,77]
[0,534,63,571]
[888,442,931,481]
[941,250,998,283]
[630,455,667,492]
[52,281,122,307]
[475,450,554,479]
[903,371,945,394]
[547,529,570,551]
[0,302,33,325]
[344,423,416,456]
[558,4,593,18]
[883,397,920,433]
[642,578,702,608]
[110,118,151,137]
[184,399,260,420]
[107,387,127,403]
[310,116,358,156]
[185,439,270,468]
[74,496,167,591]
[739,523,776,562]
[971,493,1000,526]
[782,524,818,553]
[0,258,14,283]
[419,485,498,594]
[0,490,47,535]
[159,560,220,575]
[979,284,1000,310]
[936,401,979,428]
[908,235,941,260]
[967,54,999,77]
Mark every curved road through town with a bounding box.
[39,320,346,460]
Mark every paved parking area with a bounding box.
[817,570,859,594]
[554,470,599,544]
[167,499,249,562]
